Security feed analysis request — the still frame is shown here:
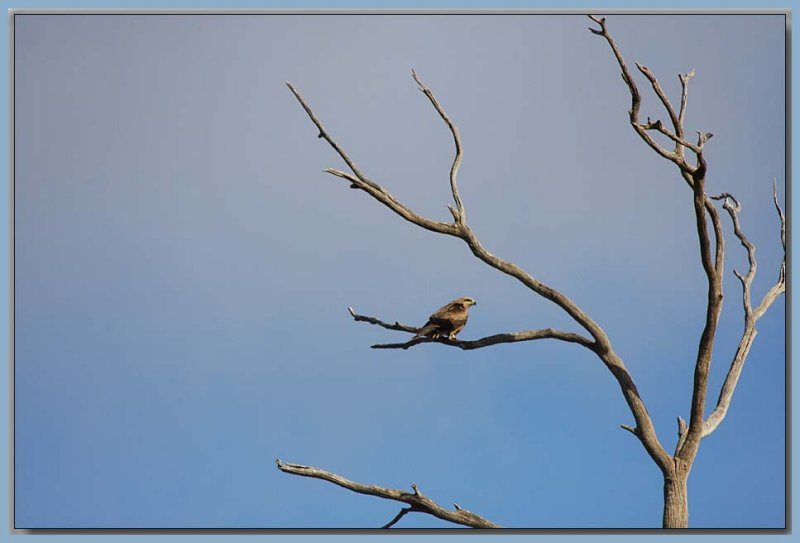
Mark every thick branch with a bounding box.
[275,460,499,528]
[702,188,786,437]
[678,166,724,461]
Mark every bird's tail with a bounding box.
[413,324,437,339]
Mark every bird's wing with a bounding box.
[429,302,458,321]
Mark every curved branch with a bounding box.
[275,460,499,528]
[289,66,671,473]
[702,187,786,438]
[411,69,466,223]
[382,507,413,529]
[290,74,610,349]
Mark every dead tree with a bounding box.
[278,16,785,528]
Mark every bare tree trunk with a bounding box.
[662,466,689,528]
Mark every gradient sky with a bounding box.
[13,12,786,530]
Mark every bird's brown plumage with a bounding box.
[413,296,477,340]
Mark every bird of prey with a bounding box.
[413,296,477,340]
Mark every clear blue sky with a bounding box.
[11,10,786,532]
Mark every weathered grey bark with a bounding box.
[275,460,500,528]
[663,462,690,529]
[278,16,785,528]
[588,15,784,528]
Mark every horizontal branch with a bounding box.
[348,307,595,351]
[275,459,499,528]
[372,328,596,350]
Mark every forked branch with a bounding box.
[288,68,671,472]
[588,16,692,173]
[588,14,729,464]
[700,185,786,437]
[286,82,460,238]
[589,15,783,462]
[275,460,499,528]
[287,74,608,348]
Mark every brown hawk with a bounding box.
[413,296,477,340]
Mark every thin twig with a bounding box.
[412,69,466,223]
[636,62,681,138]
[347,307,419,334]
[382,507,414,528]
[773,178,786,251]
[620,424,638,436]
[677,69,695,157]
[286,82,374,189]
